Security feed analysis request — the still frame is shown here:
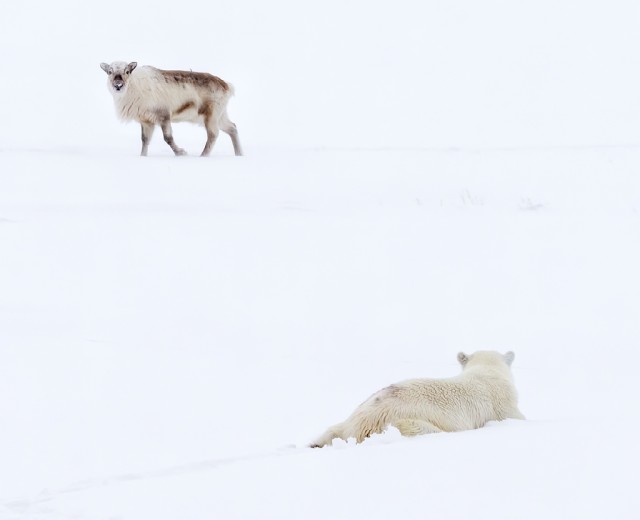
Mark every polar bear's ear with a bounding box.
[457,352,469,367]
[504,351,515,366]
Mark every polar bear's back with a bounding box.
[376,368,519,431]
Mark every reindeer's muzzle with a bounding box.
[113,75,124,91]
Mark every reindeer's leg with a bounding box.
[200,101,220,157]
[220,111,243,156]
[158,113,186,156]
[140,122,155,156]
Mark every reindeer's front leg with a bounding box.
[140,122,155,156]
[199,101,219,157]
[158,113,186,156]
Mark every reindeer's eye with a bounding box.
[126,71,129,75]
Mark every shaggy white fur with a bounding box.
[309,351,525,448]
[107,65,231,125]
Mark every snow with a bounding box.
[2,0,640,518]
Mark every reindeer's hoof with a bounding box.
[175,149,187,156]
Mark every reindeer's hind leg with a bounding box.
[220,110,243,156]
[140,122,155,157]
[158,112,186,156]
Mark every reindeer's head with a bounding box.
[100,61,137,94]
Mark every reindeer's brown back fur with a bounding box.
[158,69,231,93]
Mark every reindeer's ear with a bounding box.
[457,352,469,367]
[504,351,515,366]
[100,63,111,74]
[126,62,138,74]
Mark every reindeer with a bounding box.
[100,61,242,157]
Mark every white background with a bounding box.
[1,1,639,518]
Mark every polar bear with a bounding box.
[309,350,525,448]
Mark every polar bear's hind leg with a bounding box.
[394,419,443,437]
[309,424,346,448]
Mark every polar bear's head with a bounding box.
[457,350,515,369]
